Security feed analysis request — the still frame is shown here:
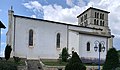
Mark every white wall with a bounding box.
[79,34,107,59]
[68,30,79,55]
[14,17,68,59]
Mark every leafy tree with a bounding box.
[61,47,69,62]
[65,52,86,70]
[5,45,12,60]
[103,48,119,70]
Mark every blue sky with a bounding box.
[0,0,120,56]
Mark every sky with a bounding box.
[0,0,120,56]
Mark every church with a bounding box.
[6,7,114,61]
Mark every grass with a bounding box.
[0,58,26,70]
[41,59,68,66]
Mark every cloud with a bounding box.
[66,0,74,7]
[66,0,86,7]
[43,4,82,24]
[31,15,37,18]
[23,1,43,12]
[1,42,6,46]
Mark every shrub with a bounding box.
[13,56,21,63]
[5,45,12,60]
[103,48,119,70]
[0,60,17,70]
[65,52,86,70]
[61,47,69,62]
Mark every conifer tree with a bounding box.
[5,45,12,60]
[103,48,119,70]
[61,47,69,62]
[65,52,86,70]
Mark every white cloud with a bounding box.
[23,1,43,12]
[1,42,6,46]
[31,15,37,18]
[43,4,82,24]
[66,0,74,7]
[66,0,86,7]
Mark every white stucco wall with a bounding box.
[14,17,68,59]
[68,30,79,55]
[79,34,107,59]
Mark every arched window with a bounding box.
[87,42,90,51]
[100,21,102,26]
[56,33,60,48]
[99,43,102,52]
[97,20,99,25]
[94,19,96,25]
[29,29,33,46]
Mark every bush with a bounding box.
[61,47,69,62]
[5,45,12,60]
[13,56,21,63]
[103,48,119,70]
[65,52,86,70]
[0,60,17,70]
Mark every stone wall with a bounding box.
[17,66,27,70]
[43,66,65,70]
[86,66,103,70]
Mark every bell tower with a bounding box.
[77,7,111,35]
[77,7,114,49]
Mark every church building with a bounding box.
[6,7,114,61]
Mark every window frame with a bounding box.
[29,29,33,46]
[94,19,96,25]
[56,33,60,48]
[87,42,90,51]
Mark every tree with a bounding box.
[103,48,119,70]
[5,45,12,60]
[65,52,86,70]
[61,47,69,62]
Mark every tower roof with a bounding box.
[0,21,6,29]
[77,7,110,18]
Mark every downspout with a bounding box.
[67,25,69,50]
[13,16,16,56]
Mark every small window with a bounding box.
[56,33,60,48]
[95,12,97,18]
[100,13,102,19]
[84,14,87,20]
[86,14,87,19]
[102,14,104,19]
[99,43,102,52]
[84,15,86,20]
[81,16,83,22]
[87,42,90,51]
[29,29,33,46]
[100,21,102,26]
[94,19,96,25]
[97,13,99,18]
[97,20,99,25]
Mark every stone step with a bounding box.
[27,60,43,70]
